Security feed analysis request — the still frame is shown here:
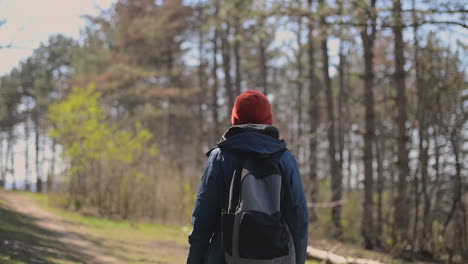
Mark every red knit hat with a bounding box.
[231,90,273,125]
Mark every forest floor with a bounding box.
[0,190,124,264]
[0,190,422,264]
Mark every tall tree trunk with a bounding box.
[221,22,234,111]
[307,0,319,222]
[0,134,4,188]
[412,0,431,254]
[35,109,43,193]
[429,125,441,254]
[258,15,268,94]
[211,1,220,140]
[197,4,207,166]
[392,0,410,247]
[411,3,422,254]
[337,41,345,181]
[319,0,342,239]
[24,118,31,191]
[7,127,15,190]
[345,52,353,192]
[445,112,467,262]
[234,16,242,97]
[360,0,377,250]
[48,138,56,191]
[346,134,352,191]
[375,117,385,247]
[295,10,304,153]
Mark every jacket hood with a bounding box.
[215,124,286,155]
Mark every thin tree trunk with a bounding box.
[295,10,304,153]
[234,16,242,96]
[221,22,234,111]
[48,138,56,191]
[346,134,352,191]
[24,118,30,191]
[444,113,467,261]
[337,40,345,180]
[360,0,377,249]
[375,119,384,248]
[345,51,352,192]
[212,1,220,140]
[258,14,268,94]
[307,0,319,222]
[0,134,4,188]
[4,133,10,189]
[412,6,423,255]
[7,127,15,190]
[392,0,410,247]
[197,4,206,166]
[412,0,431,254]
[35,109,43,193]
[410,163,420,258]
[429,125,441,254]
[319,0,342,239]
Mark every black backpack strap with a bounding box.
[225,153,246,213]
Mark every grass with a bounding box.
[0,195,81,264]
[11,192,328,264]
[23,192,189,264]
[4,191,407,264]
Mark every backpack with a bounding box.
[221,149,296,264]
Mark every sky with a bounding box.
[0,0,117,75]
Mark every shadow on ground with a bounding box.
[0,201,82,264]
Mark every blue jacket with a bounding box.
[187,125,309,264]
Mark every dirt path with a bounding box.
[0,190,122,264]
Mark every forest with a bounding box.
[0,0,466,263]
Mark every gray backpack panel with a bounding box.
[222,153,295,264]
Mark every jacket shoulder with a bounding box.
[280,149,297,164]
[205,147,221,157]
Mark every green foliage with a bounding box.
[48,84,157,215]
[49,84,155,167]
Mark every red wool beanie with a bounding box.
[231,90,273,126]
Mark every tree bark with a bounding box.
[307,0,319,222]
[7,127,15,190]
[445,112,467,262]
[234,16,242,97]
[337,40,346,183]
[360,0,377,249]
[258,16,268,95]
[295,8,304,153]
[34,108,43,193]
[375,117,384,248]
[319,0,342,239]
[221,21,234,111]
[392,0,410,247]
[48,138,56,191]
[24,118,30,191]
[413,0,431,253]
[197,4,207,166]
[0,134,4,188]
[211,1,220,140]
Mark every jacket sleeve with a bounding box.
[280,151,309,264]
[187,149,224,264]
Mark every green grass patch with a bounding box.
[23,192,188,245]
[23,192,189,263]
